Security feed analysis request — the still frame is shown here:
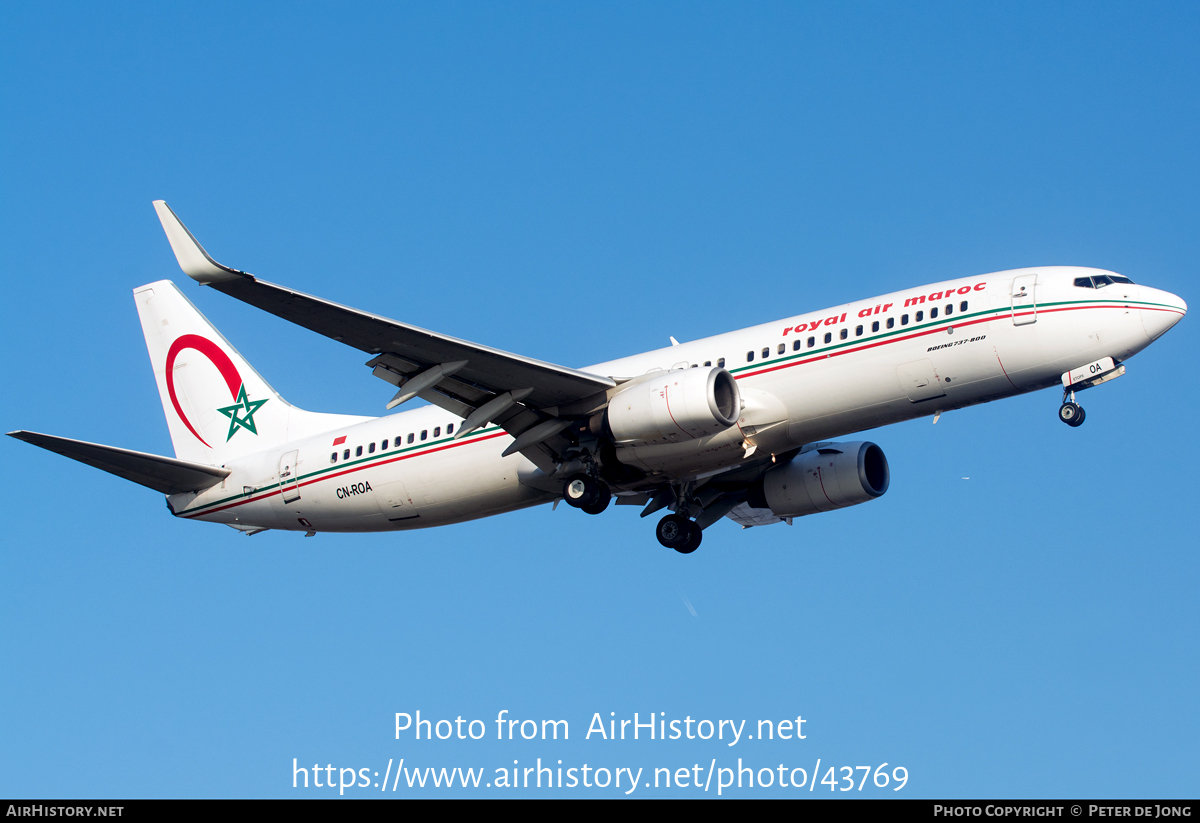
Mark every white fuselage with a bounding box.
[168,266,1185,533]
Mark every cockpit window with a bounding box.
[1075,274,1134,288]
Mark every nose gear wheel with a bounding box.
[1058,400,1085,427]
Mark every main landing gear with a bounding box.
[562,473,611,515]
[1058,389,1086,428]
[656,513,702,554]
[562,471,702,554]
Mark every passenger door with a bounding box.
[1011,273,1038,326]
[279,450,301,504]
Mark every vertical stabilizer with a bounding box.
[134,280,368,465]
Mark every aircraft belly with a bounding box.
[780,326,1025,443]
[403,449,533,522]
[336,440,548,531]
[781,350,923,442]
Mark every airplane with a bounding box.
[8,202,1187,553]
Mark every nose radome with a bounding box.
[1140,288,1187,341]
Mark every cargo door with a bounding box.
[375,478,419,521]
[897,359,946,403]
[1011,273,1038,326]
[279,450,301,504]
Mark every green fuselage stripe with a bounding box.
[183,425,504,514]
[184,293,1173,516]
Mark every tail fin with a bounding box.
[135,280,367,465]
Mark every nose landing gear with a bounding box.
[656,513,702,554]
[1058,402,1085,427]
[1058,389,1086,427]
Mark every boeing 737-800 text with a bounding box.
[9,202,1187,553]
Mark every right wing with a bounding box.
[8,431,231,495]
[153,201,617,469]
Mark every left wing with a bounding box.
[153,201,617,469]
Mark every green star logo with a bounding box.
[216,385,268,441]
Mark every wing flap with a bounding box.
[152,199,615,411]
[8,431,231,495]
[209,274,613,408]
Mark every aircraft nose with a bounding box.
[1140,287,1187,341]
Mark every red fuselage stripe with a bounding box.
[182,431,507,518]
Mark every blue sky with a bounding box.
[1,2,1197,798]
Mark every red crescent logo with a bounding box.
[165,334,244,448]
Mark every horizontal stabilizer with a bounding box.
[8,431,231,495]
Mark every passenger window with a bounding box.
[887,317,895,329]
[777,344,785,355]
[807,336,815,348]
[330,452,337,464]
[945,304,953,316]
[407,434,414,444]
[824,332,832,344]
[960,301,968,312]
[704,361,711,367]
[793,340,802,351]
[931,307,939,319]
[690,363,697,368]
[916,311,924,322]
[762,347,770,359]
[447,423,454,434]
[434,426,441,437]
[839,328,848,340]
[746,351,754,362]
[343,449,350,460]
[717,357,725,368]
[855,325,863,337]
[420,430,428,441]
[356,446,363,457]
[382,439,389,449]
[872,320,880,332]
[1074,277,1095,288]
[368,442,376,454]
[901,314,909,326]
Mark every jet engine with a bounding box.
[597,367,741,446]
[747,441,889,518]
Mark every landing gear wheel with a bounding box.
[656,514,690,549]
[580,482,611,515]
[1069,406,1086,427]
[563,474,601,508]
[1058,402,1083,426]
[676,521,703,554]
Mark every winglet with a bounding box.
[152,200,249,285]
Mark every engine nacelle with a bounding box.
[749,441,889,518]
[604,367,740,446]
